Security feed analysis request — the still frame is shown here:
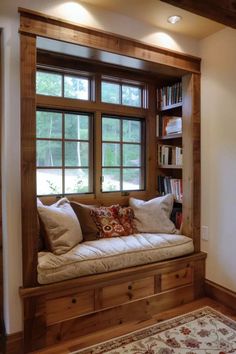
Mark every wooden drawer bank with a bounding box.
[20,252,206,353]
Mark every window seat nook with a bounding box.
[38,233,194,284]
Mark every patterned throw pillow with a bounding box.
[118,206,137,235]
[91,205,127,238]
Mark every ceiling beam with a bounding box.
[160,0,236,29]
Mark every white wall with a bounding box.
[0,0,200,334]
[200,27,236,292]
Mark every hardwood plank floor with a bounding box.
[31,297,236,354]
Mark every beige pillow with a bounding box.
[70,201,99,241]
[37,198,83,255]
[129,194,176,234]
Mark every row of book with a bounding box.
[158,144,183,166]
[157,176,183,202]
[159,82,182,108]
[156,115,182,137]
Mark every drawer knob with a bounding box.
[128,285,132,290]
[72,298,77,304]
[175,274,180,279]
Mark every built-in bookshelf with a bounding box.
[157,81,183,226]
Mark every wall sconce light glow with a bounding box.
[56,1,96,25]
[167,15,182,24]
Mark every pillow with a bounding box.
[118,206,137,235]
[91,205,127,238]
[70,201,99,241]
[129,194,176,234]
[37,197,83,255]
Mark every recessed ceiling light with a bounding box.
[167,15,182,24]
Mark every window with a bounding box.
[102,116,144,192]
[101,80,143,107]
[36,67,147,196]
[36,110,93,195]
[36,70,91,100]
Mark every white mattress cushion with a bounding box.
[38,233,194,284]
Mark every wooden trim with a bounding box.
[20,33,38,287]
[20,252,206,298]
[182,73,201,251]
[18,8,200,74]
[4,332,23,354]
[0,29,3,334]
[205,279,236,311]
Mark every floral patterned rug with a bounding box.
[73,307,236,354]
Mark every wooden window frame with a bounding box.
[19,7,201,287]
[36,109,94,196]
[101,115,145,192]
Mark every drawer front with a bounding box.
[46,290,94,325]
[102,276,154,308]
[161,267,193,291]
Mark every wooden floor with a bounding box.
[31,297,236,354]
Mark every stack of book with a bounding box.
[171,206,183,229]
[157,176,183,202]
[156,115,182,137]
[158,144,183,166]
[159,82,182,108]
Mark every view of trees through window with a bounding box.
[102,117,143,191]
[36,111,91,195]
[36,69,145,195]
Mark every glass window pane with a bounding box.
[123,120,141,142]
[123,144,141,167]
[65,114,89,140]
[65,142,89,167]
[36,111,62,139]
[102,168,120,191]
[37,169,62,195]
[123,168,141,190]
[64,76,89,100]
[102,143,120,167]
[102,117,120,141]
[36,71,62,96]
[122,85,141,107]
[37,141,62,167]
[101,82,120,104]
[65,169,89,194]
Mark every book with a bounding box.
[161,116,182,136]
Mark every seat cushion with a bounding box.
[38,233,194,284]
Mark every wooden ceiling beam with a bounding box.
[160,0,236,29]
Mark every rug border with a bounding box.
[71,306,236,354]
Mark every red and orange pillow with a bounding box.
[90,205,137,239]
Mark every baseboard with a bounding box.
[205,279,236,311]
[3,331,23,354]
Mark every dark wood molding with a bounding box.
[205,279,236,311]
[20,33,38,287]
[3,332,23,354]
[18,7,200,74]
[160,0,236,29]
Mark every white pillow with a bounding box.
[37,197,83,255]
[129,194,176,234]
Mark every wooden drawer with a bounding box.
[161,267,193,291]
[102,276,154,308]
[46,290,94,325]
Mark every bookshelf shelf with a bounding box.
[160,102,182,112]
[158,133,182,140]
[158,164,183,170]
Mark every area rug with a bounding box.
[73,307,236,354]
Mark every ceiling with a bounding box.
[79,0,225,39]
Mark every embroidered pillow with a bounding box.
[91,205,127,238]
[118,206,137,235]
[37,197,83,255]
[129,194,176,234]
